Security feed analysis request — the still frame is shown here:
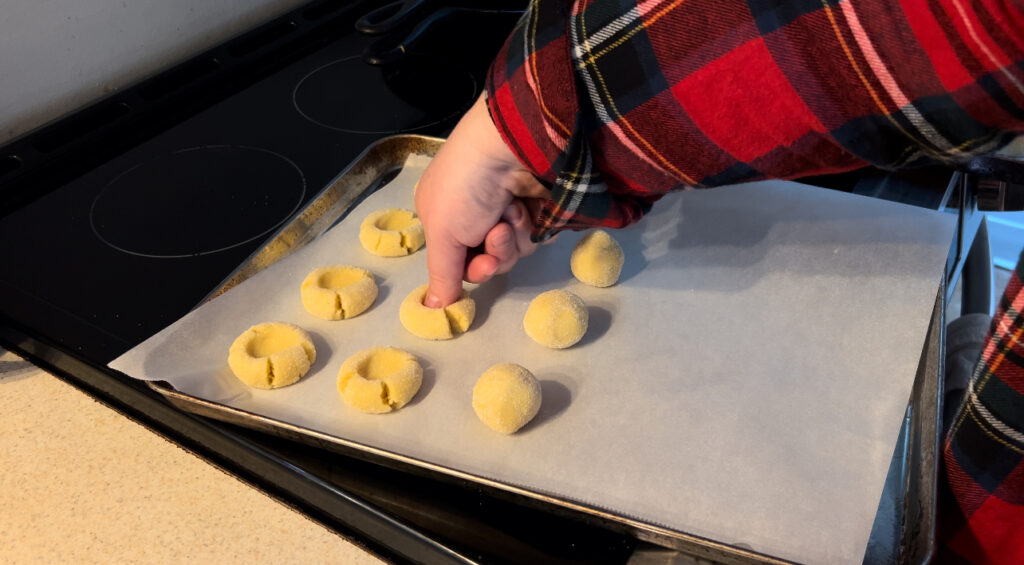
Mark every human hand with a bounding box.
[415,94,549,308]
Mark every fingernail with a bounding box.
[424,293,443,308]
[506,203,522,223]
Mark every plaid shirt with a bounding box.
[486,1,1024,561]
[941,249,1024,564]
[486,0,1024,241]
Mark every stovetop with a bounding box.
[0,2,493,363]
[0,1,640,562]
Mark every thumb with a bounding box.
[424,232,469,308]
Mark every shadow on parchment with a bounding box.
[648,183,951,291]
[307,329,333,374]
[361,280,391,316]
[610,224,649,285]
[523,378,572,432]
[404,358,436,408]
[576,305,612,348]
[470,274,509,328]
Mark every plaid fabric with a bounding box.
[941,250,1024,564]
[485,0,1024,241]
[487,2,1024,560]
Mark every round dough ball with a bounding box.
[359,208,425,257]
[337,346,423,414]
[472,363,542,434]
[227,322,316,389]
[523,290,588,349]
[570,230,624,287]
[399,284,475,340]
[300,265,378,320]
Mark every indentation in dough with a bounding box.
[227,322,316,389]
[523,290,588,349]
[337,346,423,414]
[359,208,425,257]
[571,230,624,287]
[399,284,476,340]
[472,363,542,434]
[301,266,378,320]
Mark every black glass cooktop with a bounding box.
[0,10,483,363]
[0,2,643,563]
[90,145,308,258]
[293,54,477,133]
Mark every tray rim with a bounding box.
[143,133,941,565]
[148,377,797,564]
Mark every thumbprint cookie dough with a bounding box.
[300,265,378,320]
[337,346,423,414]
[523,290,588,349]
[359,208,425,257]
[227,322,316,389]
[399,284,476,340]
[571,230,625,287]
[473,363,542,434]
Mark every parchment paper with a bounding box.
[112,156,954,564]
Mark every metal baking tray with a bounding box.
[147,134,941,564]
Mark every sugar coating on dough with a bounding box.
[359,208,425,257]
[570,230,624,287]
[337,346,423,414]
[472,363,542,434]
[399,284,476,340]
[227,322,316,389]
[523,290,588,349]
[300,265,378,320]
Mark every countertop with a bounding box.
[0,347,383,564]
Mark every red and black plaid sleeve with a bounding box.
[941,251,1024,564]
[486,0,1024,240]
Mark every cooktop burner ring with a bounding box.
[291,55,477,134]
[89,145,307,259]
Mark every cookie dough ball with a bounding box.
[473,363,542,434]
[227,322,316,389]
[399,284,475,340]
[337,347,423,414]
[523,290,588,349]
[571,230,624,287]
[359,208,425,257]
[301,266,377,320]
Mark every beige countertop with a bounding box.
[0,346,705,564]
[0,347,383,564]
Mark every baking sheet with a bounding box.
[112,156,954,564]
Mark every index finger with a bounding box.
[424,232,469,308]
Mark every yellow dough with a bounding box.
[472,363,542,434]
[359,208,425,257]
[523,290,588,349]
[570,230,624,287]
[337,346,423,414]
[300,265,378,320]
[399,284,476,340]
[227,322,316,389]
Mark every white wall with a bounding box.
[0,0,309,144]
